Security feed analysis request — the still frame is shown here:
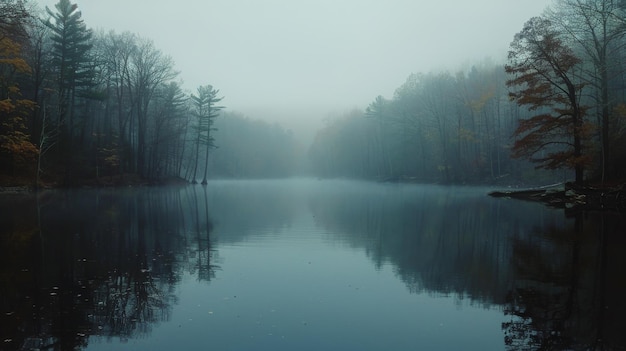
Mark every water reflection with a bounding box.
[503,211,626,350]
[0,187,216,350]
[0,180,624,350]
[307,183,565,305]
[307,182,626,349]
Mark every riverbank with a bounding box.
[0,174,189,195]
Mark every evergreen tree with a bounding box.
[44,0,94,181]
[45,0,93,133]
[190,85,223,184]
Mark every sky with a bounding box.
[34,0,552,136]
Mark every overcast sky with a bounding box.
[35,0,551,133]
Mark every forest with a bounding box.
[1,0,626,187]
[309,2,626,185]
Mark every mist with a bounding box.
[35,0,550,134]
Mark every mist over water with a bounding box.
[2,179,622,350]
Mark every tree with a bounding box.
[418,72,458,183]
[127,37,177,178]
[45,0,93,130]
[0,4,38,180]
[45,0,94,181]
[23,17,53,146]
[147,81,188,178]
[0,0,30,42]
[190,85,223,184]
[99,31,137,175]
[308,109,371,178]
[549,0,626,181]
[365,95,393,178]
[506,17,592,185]
[456,63,510,181]
[393,74,431,178]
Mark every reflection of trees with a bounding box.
[308,184,566,305]
[503,212,626,350]
[3,181,625,350]
[307,182,626,349]
[0,186,217,350]
[187,186,218,281]
[0,195,44,349]
[196,180,299,244]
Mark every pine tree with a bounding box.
[190,85,223,184]
[45,0,93,133]
[44,0,94,182]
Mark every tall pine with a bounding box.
[45,0,93,181]
[190,85,223,184]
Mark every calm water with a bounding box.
[0,179,624,350]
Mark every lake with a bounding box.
[1,179,624,350]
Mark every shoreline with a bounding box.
[489,183,626,213]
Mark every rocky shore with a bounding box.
[489,183,626,212]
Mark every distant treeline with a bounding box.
[309,0,626,185]
[207,112,301,179]
[308,67,521,184]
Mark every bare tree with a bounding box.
[127,37,177,178]
[549,0,626,181]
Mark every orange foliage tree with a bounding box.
[506,17,593,185]
[0,34,38,178]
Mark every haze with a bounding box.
[35,0,550,132]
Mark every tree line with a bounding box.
[309,65,521,183]
[0,0,301,186]
[309,0,626,186]
[3,0,626,187]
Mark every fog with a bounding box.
[35,0,550,136]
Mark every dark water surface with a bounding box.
[1,179,624,350]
